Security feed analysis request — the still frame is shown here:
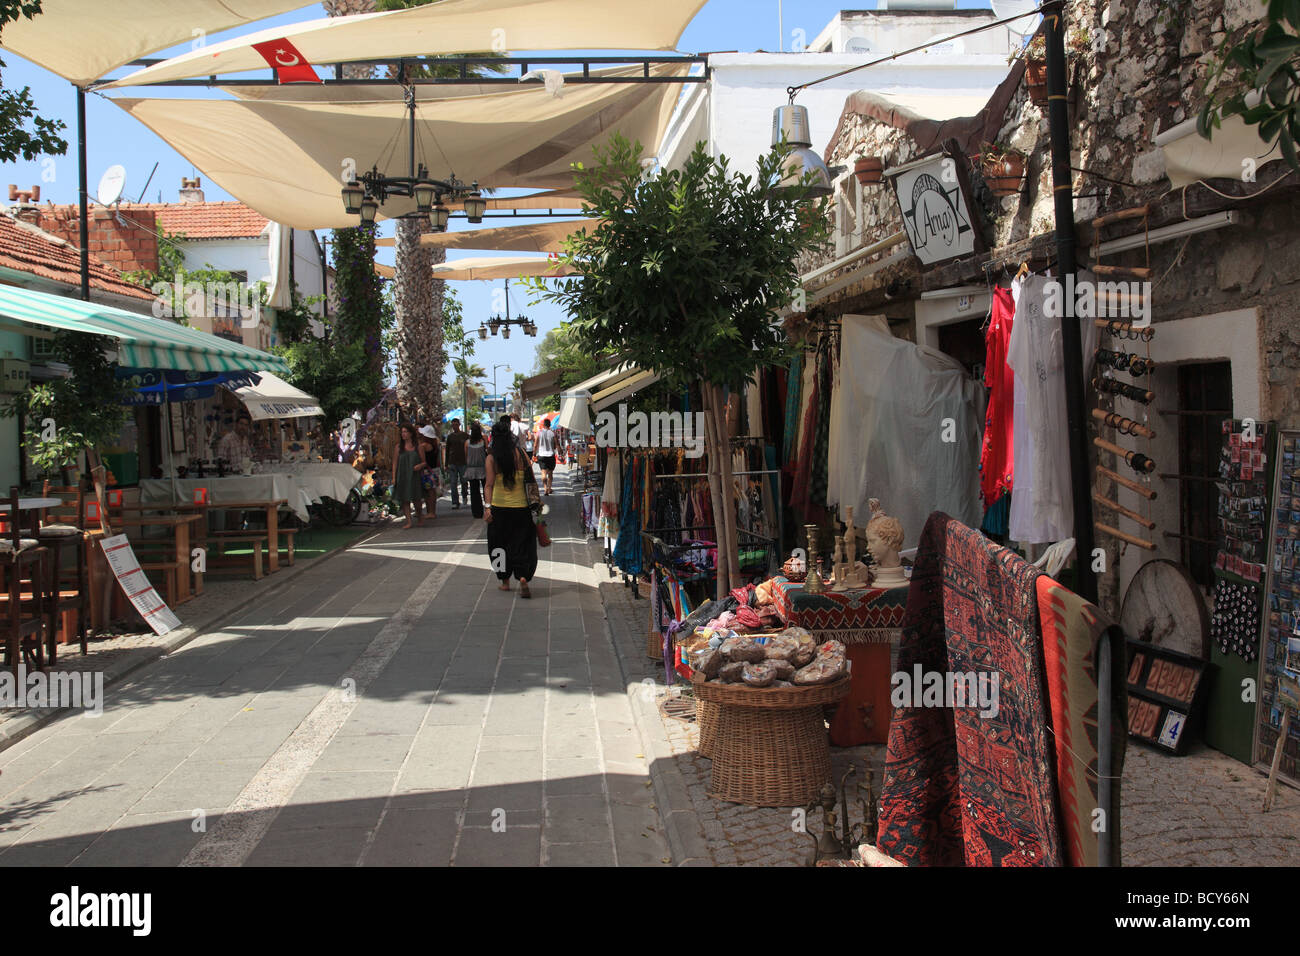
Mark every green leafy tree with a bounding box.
[531,134,829,595]
[1,330,128,473]
[1199,0,1300,169]
[531,323,609,411]
[0,1,67,163]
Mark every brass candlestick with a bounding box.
[804,524,825,594]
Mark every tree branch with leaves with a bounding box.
[531,134,829,597]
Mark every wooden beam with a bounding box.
[1098,465,1157,500]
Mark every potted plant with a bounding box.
[979,142,1027,198]
[854,155,884,185]
[1024,33,1048,106]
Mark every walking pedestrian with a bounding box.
[485,417,538,597]
[391,423,425,529]
[535,417,557,495]
[444,417,469,509]
[465,420,487,518]
[418,425,443,520]
[510,411,532,455]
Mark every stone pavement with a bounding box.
[596,541,1300,867]
[0,466,671,866]
[0,523,378,746]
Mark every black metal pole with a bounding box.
[76,85,89,302]
[1044,1,1096,603]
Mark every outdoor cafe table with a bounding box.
[0,497,62,535]
[271,462,361,508]
[139,474,313,523]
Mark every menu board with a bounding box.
[99,534,182,636]
[1260,428,1300,783]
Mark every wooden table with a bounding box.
[0,497,62,535]
[170,499,288,574]
[111,513,205,604]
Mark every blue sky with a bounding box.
[0,0,992,388]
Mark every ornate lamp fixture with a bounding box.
[482,278,538,338]
[339,80,479,231]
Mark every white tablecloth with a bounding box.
[270,463,362,506]
[139,475,314,523]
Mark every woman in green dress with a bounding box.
[391,423,425,529]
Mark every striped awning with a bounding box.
[0,284,290,375]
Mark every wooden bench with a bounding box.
[202,535,265,580]
[209,526,297,567]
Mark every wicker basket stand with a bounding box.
[692,676,850,807]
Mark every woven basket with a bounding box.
[647,627,664,660]
[697,697,717,759]
[692,674,851,709]
[694,676,850,807]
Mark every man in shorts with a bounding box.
[535,418,558,495]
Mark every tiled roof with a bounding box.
[144,201,269,240]
[0,214,154,301]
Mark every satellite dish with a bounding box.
[844,37,873,54]
[989,0,1041,39]
[96,164,126,206]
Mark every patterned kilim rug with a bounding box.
[876,513,1063,866]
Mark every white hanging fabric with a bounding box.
[1006,273,1099,544]
[828,314,983,550]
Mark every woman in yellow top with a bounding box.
[484,416,538,597]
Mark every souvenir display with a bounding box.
[1124,639,1208,755]
[1210,580,1261,661]
[1260,429,1300,785]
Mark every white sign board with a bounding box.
[99,534,182,636]
[887,152,977,267]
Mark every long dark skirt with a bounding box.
[487,506,538,581]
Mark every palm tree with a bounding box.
[327,0,507,425]
[452,356,487,419]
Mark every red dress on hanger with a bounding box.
[979,286,1016,508]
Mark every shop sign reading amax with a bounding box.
[886,151,978,267]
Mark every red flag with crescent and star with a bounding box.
[251,38,321,84]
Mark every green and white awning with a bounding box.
[0,284,290,375]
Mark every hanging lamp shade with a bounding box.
[412,178,436,213]
[341,180,364,215]
[431,201,451,231]
[359,195,379,223]
[771,103,832,198]
[463,188,487,223]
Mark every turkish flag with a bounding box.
[251,38,322,84]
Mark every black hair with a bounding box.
[490,419,518,486]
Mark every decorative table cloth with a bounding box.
[770,576,908,643]
[771,576,909,746]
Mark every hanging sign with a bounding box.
[99,535,181,636]
[885,150,979,267]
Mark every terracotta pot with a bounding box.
[1026,58,1049,107]
[854,156,884,185]
[983,153,1026,197]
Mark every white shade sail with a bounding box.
[111,63,686,229]
[418,218,595,252]
[228,371,322,420]
[428,256,577,281]
[3,0,311,86]
[98,0,707,89]
[1155,112,1283,188]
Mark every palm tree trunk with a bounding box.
[393,214,439,421]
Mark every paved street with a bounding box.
[0,468,670,866]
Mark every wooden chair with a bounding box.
[0,486,49,675]
[36,479,90,661]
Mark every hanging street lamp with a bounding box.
[338,73,480,230]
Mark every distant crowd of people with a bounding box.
[387,411,587,599]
